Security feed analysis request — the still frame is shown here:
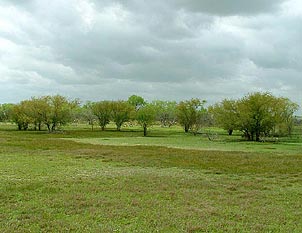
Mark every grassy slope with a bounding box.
[0,124,302,232]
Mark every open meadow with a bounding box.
[1,123,302,232]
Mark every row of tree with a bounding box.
[6,95,78,132]
[76,95,206,136]
[0,93,299,140]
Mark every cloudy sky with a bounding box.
[0,0,301,109]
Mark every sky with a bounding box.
[0,0,301,109]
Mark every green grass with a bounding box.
[1,124,302,232]
[62,123,302,155]
[67,135,302,155]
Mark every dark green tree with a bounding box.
[136,104,156,136]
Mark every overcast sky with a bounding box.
[0,0,301,109]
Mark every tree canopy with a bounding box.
[111,101,134,131]
[176,98,207,133]
[9,95,78,132]
[127,95,146,111]
[92,101,112,131]
[210,92,298,141]
[136,104,156,136]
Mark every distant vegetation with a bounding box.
[0,92,299,141]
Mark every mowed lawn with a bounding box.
[1,125,302,232]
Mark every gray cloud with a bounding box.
[0,0,301,113]
[95,0,285,16]
[171,0,285,15]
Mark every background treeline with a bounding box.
[0,93,299,141]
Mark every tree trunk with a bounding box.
[143,125,147,136]
[228,129,233,136]
[287,124,292,136]
[256,132,260,142]
[46,124,51,132]
[101,125,105,131]
[245,131,251,141]
[184,125,189,133]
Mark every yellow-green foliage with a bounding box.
[210,92,298,141]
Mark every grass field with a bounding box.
[1,123,302,232]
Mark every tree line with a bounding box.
[0,93,299,141]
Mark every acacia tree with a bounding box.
[209,99,239,135]
[238,93,282,141]
[0,103,14,122]
[274,97,299,136]
[136,104,156,136]
[190,108,210,135]
[45,95,79,132]
[111,101,134,131]
[92,101,112,131]
[152,100,177,127]
[34,96,55,132]
[27,97,51,131]
[211,92,298,141]
[176,98,206,133]
[11,101,32,130]
[11,99,44,130]
[81,102,97,131]
[11,95,78,132]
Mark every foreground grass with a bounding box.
[0,126,302,232]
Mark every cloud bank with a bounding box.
[0,0,301,110]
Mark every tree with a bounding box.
[46,95,78,132]
[11,101,32,130]
[272,97,299,136]
[127,95,146,111]
[0,103,14,122]
[10,96,78,132]
[176,98,206,133]
[92,101,112,131]
[152,100,177,127]
[238,93,280,141]
[211,92,298,141]
[81,102,97,131]
[27,97,50,131]
[190,108,210,136]
[209,99,239,135]
[136,104,156,136]
[111,101,134,131]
